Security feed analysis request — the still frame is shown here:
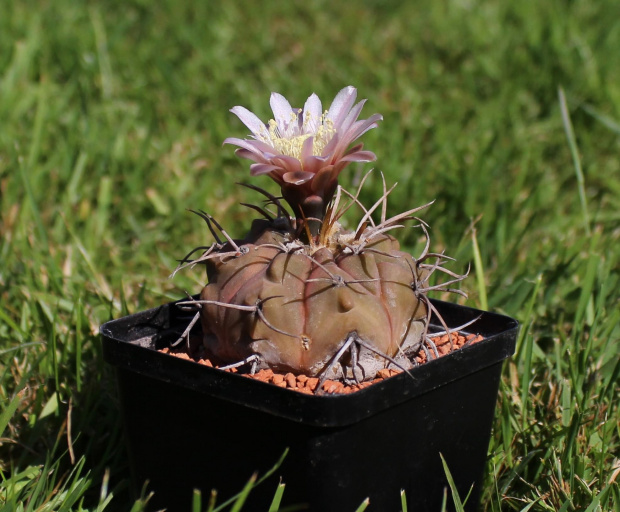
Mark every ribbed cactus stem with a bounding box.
[174,179,470,383]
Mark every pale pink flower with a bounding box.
[224,86,382,211]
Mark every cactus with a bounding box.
[175,87,468,383]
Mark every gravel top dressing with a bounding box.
[160,331,484,395]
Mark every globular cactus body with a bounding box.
[200,220,427,379]
[175,86,467,384]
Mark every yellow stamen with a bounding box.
[258,111,336,159]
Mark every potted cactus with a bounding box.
[101,86,518,512]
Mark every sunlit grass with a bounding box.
[1,0,619,510]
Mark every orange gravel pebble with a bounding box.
[284,373,297,389]
[306,377,319,391]
[377,368,392,379]
[322,380,338,394]
[329,381,345,394]
[252,369,271,381]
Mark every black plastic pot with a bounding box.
[101,298,518,512]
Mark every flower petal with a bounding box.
[303,93,322,133]
[340,99,366,134]
[321,131,340,158]
[343,113,383,142]
[302,154,330,174]
[270,92,296,134]
[271,155,302,172]
[333,114,383,158]
[326,86,357,128]
[230,107,268,139]
[224,137,275,155]
[234,148,263,162]
[310,165,336,194]
[300,135,315,162]
[250,163,281,176]
[340,150,377,163]
[282,170,315,185]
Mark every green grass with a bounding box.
[1,0,619,510]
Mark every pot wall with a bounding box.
[102,299,518,511]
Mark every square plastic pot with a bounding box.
[101,298,518,512]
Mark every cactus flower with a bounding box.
[224,86,382,227]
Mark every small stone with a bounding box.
[253,369,270,382]
[272,374,284,385]
[377,368,391,379]
[322,380,335,392]
[284,373,297,388]
[323,380,342,394]
[306,378,319,391]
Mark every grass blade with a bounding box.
[0,391,25,439]
[192,488,202,512]
[471,225,488,311]
[558,87,591,236]
[229,473,257,512]
[212,449,288,512]
[268,481,286,512]
[581,103,620,135]
[515,273,542,362]
[354,498,370,512]
[400,488,408,512]
[440,453,469,512]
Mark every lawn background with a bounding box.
[1,0,619,510]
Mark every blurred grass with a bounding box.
[0,0,619,510]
